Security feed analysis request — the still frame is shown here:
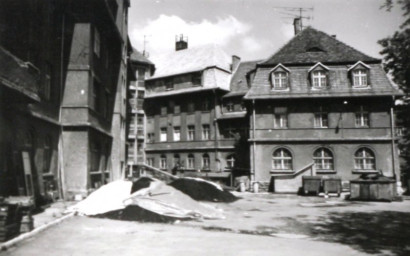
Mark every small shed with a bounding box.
[350,175,396,202]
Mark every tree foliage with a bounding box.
[379,0,410,182]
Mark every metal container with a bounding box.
[323,176,342,196]
[350,176,395,201]
[302,176,322,195]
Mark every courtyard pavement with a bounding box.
[1,193,410,256]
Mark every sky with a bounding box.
[128,0,405,61]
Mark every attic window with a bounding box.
[272,72,288,89]
[306,46,324,52]
[352,69,368,87]
[165,78,173,91]
[312,71,327,88]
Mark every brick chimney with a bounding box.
[231,55,241,72]
[293,18,302,35]
[175,34,188,51]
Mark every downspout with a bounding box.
[390,96,397,180]
[58,12,66,199]
[212,89,218,171]
[251,99,256,186]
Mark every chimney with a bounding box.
[231,55,241,72]
[293,18,302,35]
[175,34,188,51]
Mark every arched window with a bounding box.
[272,148,292,170]
[187,154,195,169]
[202,154,210,170]
[354,148,376,170]
[313,148,334,170]
[226,155,235,169]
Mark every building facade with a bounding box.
[127,50,155,168]
[143,39,250,184]
[0,0,132,202]
[244,27,402,192]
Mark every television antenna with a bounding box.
[143,35,151,58]
[273,6,314,28]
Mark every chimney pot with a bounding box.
[175,34,188,51]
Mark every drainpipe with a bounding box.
[390,96,397,180]
[58,12,66,200]
[212,89,218,171]
[251,99,256,187]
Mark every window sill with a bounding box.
[352,85,371,89]
[270,170,294,174]
[271,88,290,92]
[352,169,379,174]
[316,170,336,174]
[314,126,329,129]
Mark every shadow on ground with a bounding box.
[281,211,410,255]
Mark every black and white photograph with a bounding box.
[1,0,410,255]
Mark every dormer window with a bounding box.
[312,71,327,88]
[348,61,371,88]
[273,72,288,89]
[165,78,173,91]
[269,64,290,90]
[353,69,367,87]
[308,62,329,89]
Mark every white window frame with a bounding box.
[202,124,210,140]
[147,158,154,167]
[274,114,287,128]
[272,148,293,171]
[314,107,328,128]
[313,148,334,170]
[226,155,235,169]
[272,71,288,89]
[160,155,167,169]
[312,70,327,88]
[187,125,195,141]
[173,126,180,141]
[352,69,368,87]
[202,154,210,170]
[354,148,376,170]
[226,102,234,112]
[187,154,195,169]
[160,127,167,142]
[355,106,369,127]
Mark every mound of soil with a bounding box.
[130,177,155,194]
[169,178,239,203]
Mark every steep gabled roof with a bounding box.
[130,48,154,65]
[260,27,379,65]
[148,44,231,80]
[224,60,259,97]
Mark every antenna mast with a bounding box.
[143,35,151,57]
[273,6,314,29]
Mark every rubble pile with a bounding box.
[69,177,232,223]
[170,178,238,203]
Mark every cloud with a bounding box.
[130,15,251,57]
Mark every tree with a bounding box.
[379,0,410,187]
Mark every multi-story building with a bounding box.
[244,26,403,192]
[0,0,132,202]
[143,38,248,183]
[127,49,155,167]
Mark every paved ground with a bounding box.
[2,193,410,256]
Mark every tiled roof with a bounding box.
[0,46,40,101]
[244,64,402,99]
[260,27,379,65]
[148,44,231,80]
[224,60,259,97]
[130,48,154,65]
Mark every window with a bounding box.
[272,148,292,171]
[187,101,195,113]
[147,133,155,143]
[312,70,327,88]
[313,148,334,170]
[174,104,181,114]
[202,124,210,140]
[202,154,210,170]
[160,105,167,115]
[226,155,235,169]
[274,107,287,128]
[314,107,328,128]
[187,154,195,169]
[192,73,201,85]
[92,79,100,112]
[187,125,195,141]
[90,142,100,172]
[173,126,180,141]
[147,158,154,167]
[354,148,376,170]
[173,154,180,167]
[272,72,288,89]
[202,99,210,111]
[128,141,135,160]
[355,106,369,127]
[43,136,52,173]
[165,79,173,90]
[160,155,167,169]
[353,69,368,87]
[226,102,234,112]
[94,28,100,57]
[160,127,167,142]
